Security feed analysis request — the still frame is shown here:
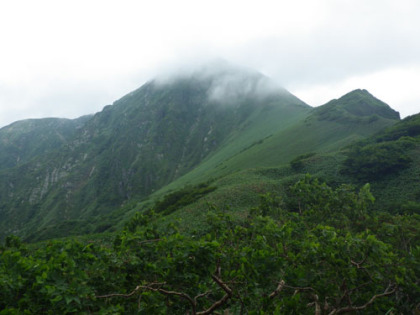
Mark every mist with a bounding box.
[1,0,420,127]
[153,58,286,105]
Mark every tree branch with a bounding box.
[306,294,321,315]
[194,291,212,304]
[350,256,367,269]
[97,274,235,315]
[97,282,197,313]
[196,275,233,315]
[153,287,195,309]
[283,284,316,292]
[96,282,165,299]
[211,274,233,296]
[329,283,396,314]
[269,280,285,299]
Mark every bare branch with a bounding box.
[97,273,235,315]
[283,284,316,292]
[97,282,198,313]
[96,285,142,299]
[196,293,230,315]
[350,257,374,282]
[153,287,195,308]
[194,291,212,303]
[196,274,233,315]
[329,283,397,314]
[96,282,165,299]
[269,280,285,299]
[307,294,321,315]
[211,274,233,296]
[313,294,321,315]
[350,256,367,269]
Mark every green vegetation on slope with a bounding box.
[1,176,418,314]
[0,69,419,313]
[0,67,409,244]
[149,89,400,200]
[315,89,400,122]
[0,66,310,241]
[132,112,419,237]
[0,116,90,170]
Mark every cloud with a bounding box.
[0,0,419,127]
[222,3,420,87]
[153,59,284,104]
[0,74,145,127]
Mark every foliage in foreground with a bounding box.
[0,175,419,314]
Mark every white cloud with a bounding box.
[0,0,419,127]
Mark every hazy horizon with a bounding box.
[1,0,419,127]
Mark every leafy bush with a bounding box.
[290,152,316,171]
[0,176,418,313]
[153,183,216,215]
[376,113,420,141]
[341,139,414,181]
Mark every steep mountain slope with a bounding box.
[156,89,400,192]
[0,116,90,170]
[0,63,406,241]
[0,65,310,240]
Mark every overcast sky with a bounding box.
[0,0,419,127]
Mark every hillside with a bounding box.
[0,116,90,170]
[2,112,418,312]
[0,64,310,240]
[314,89,400,122]
[0,63,409,241]
[153,89,400,194]
[134,112,419,238]
[1,65,419,314]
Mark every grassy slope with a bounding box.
[155,98,310,193]
[145,142,420,235]
[153,107,397,201]
[125,93,405,231]
[176,113,420,231]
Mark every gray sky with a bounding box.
[1,0,419,127]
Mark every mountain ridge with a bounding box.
[0,63,407,240]
[313,89,400,122]
[0,116,91,170]
[0,65,311,239]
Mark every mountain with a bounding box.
[0,61,409,241]
[155,89,400,192]
[0,64,312,240]
[313,89,400,122]
[141,112,419,238]
[0,116,90,171]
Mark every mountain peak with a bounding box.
[314,89,400,122]
[150,59,290,103]
[337,89,400,119]
[338,88,376,101]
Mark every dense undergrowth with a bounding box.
[1,175,419,314]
